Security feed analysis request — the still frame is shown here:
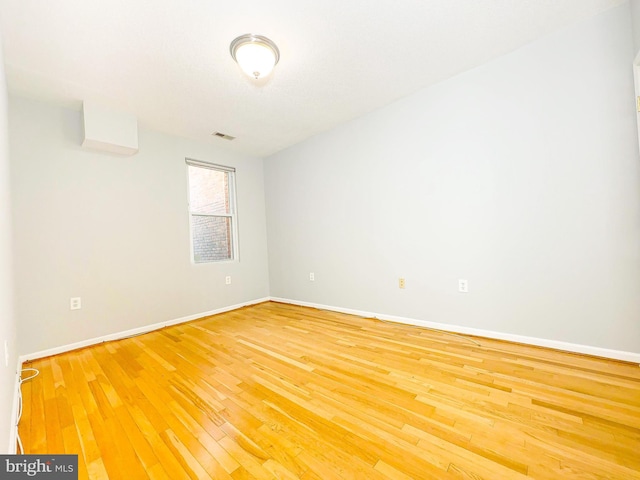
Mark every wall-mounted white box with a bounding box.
[82,101,139,155]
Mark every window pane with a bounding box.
[188,166,230,215]
[192,215,232,262]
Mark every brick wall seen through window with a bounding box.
[187,161,236,262]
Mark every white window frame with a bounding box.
[186,158,239,263]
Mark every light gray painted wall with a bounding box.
[264,4,640,353]
[0,33,17,453]
[10,96,270,355]
[630,0,640,53]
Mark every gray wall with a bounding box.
[631,0,640,53]
[264,4,640,353]
[10,97,270,355]
[0,33,18,453]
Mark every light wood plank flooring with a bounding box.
[19,301,640,479]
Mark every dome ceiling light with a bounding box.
[230,34,280,80]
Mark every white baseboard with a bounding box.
[20,297,270,363]
[270,297,640,364]
[8,357,22,454]
[18,295,640,365]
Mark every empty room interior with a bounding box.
[0,0,639,479]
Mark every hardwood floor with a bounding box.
[19,301,640,479]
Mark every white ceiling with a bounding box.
[0,0,625,157]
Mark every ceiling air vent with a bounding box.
[212,131,235,141]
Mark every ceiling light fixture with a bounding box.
[230,34,280,80]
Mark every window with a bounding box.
[186,159,237,263]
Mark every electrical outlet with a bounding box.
[3,340,8,367]
[309,272,315,281]
[70,297,82,310]
[225,276,232,285]
[398,278,406,289]
[458,279,469,293]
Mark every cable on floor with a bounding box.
[16,367,40,455]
